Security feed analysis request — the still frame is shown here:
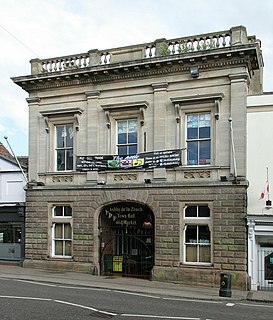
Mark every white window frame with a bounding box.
[116,118,138,156]
[181,203,213,266]
[51,205,73,259]
[186,112,211,166]
[55,123,74,171]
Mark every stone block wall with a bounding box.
[24,181,247,289]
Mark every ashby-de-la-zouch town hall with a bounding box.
[12,25,263,289]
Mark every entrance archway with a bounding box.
[99,202,154,278]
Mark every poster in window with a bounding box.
[113,256,123,272]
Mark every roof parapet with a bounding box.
[29,26,256,76]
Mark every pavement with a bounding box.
[0,264,273,303]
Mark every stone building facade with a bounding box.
[13,26,263,289]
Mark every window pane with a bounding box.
[54,206,63,217]
[187,141,198,165]
[57,150,65,171]
[55,240,63,255]
[56,126,65,148]
[54,224,63,238]
[199,126,210,139]
[64,224,71,239]
[66,149,73,170]
[185,225,197,243]
[117,121,127,144]
[128,120,137,143]
[128,119,137,130]
[128,132,137,144]
[129,145,137,155]
[199,245,211,263]
[198,206,210,218]
[199,113,211,139]
[199,225,210,243]
[64,206,72,216]
[187,114,198,139]
[65,241,72,256]
[118,132,127,144]
[66,125,74,147]
[186,245,197,262]
[187,127,198,140]
[185,206,197,217]
[118,146,127,155]
[199,141,210,164]
[118,121,127,134]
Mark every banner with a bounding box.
[76,149,181,171]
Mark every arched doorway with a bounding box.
[99,202,154,278]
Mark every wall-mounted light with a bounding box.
[97,180,106,185]
[144,178,151,184]
[189,66,199,78]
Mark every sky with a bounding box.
[0,0,273,156]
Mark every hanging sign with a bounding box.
[76,149,181,171]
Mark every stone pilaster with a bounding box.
[152,82,168,150]
[26,97,41,181]
[229,73,249,178]
[85,90,100,154]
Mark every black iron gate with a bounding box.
[99,202,154,278]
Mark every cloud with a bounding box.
[1,0,273,155]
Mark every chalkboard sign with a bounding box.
[76,149,181,171]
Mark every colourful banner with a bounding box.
[76,149,181,171]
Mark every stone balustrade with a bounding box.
[30,26,256,75]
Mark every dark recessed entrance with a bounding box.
[99,202,154,278]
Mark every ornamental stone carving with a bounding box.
[114,174,138,181]
[184,170,211,179]
[52,175,74,183]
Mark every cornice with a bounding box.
[13,47,259,92]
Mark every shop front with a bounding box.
[247,215,273,291]
[0,205,25,264]
[99,202,154,278]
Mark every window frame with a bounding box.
[40,108,82,173]
[100,101,148,155]
[181,203,213,266]
[186,112,211,166]
[171,94,223,167]
[50,205,73,259]
[55,123,74,172]
[116,118,138,156]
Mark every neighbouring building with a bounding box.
[0,142,27,264]
[12,26,263,289]
[247,93,273,291]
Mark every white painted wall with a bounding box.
[247,94,273,214]
[0,158,26,203]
